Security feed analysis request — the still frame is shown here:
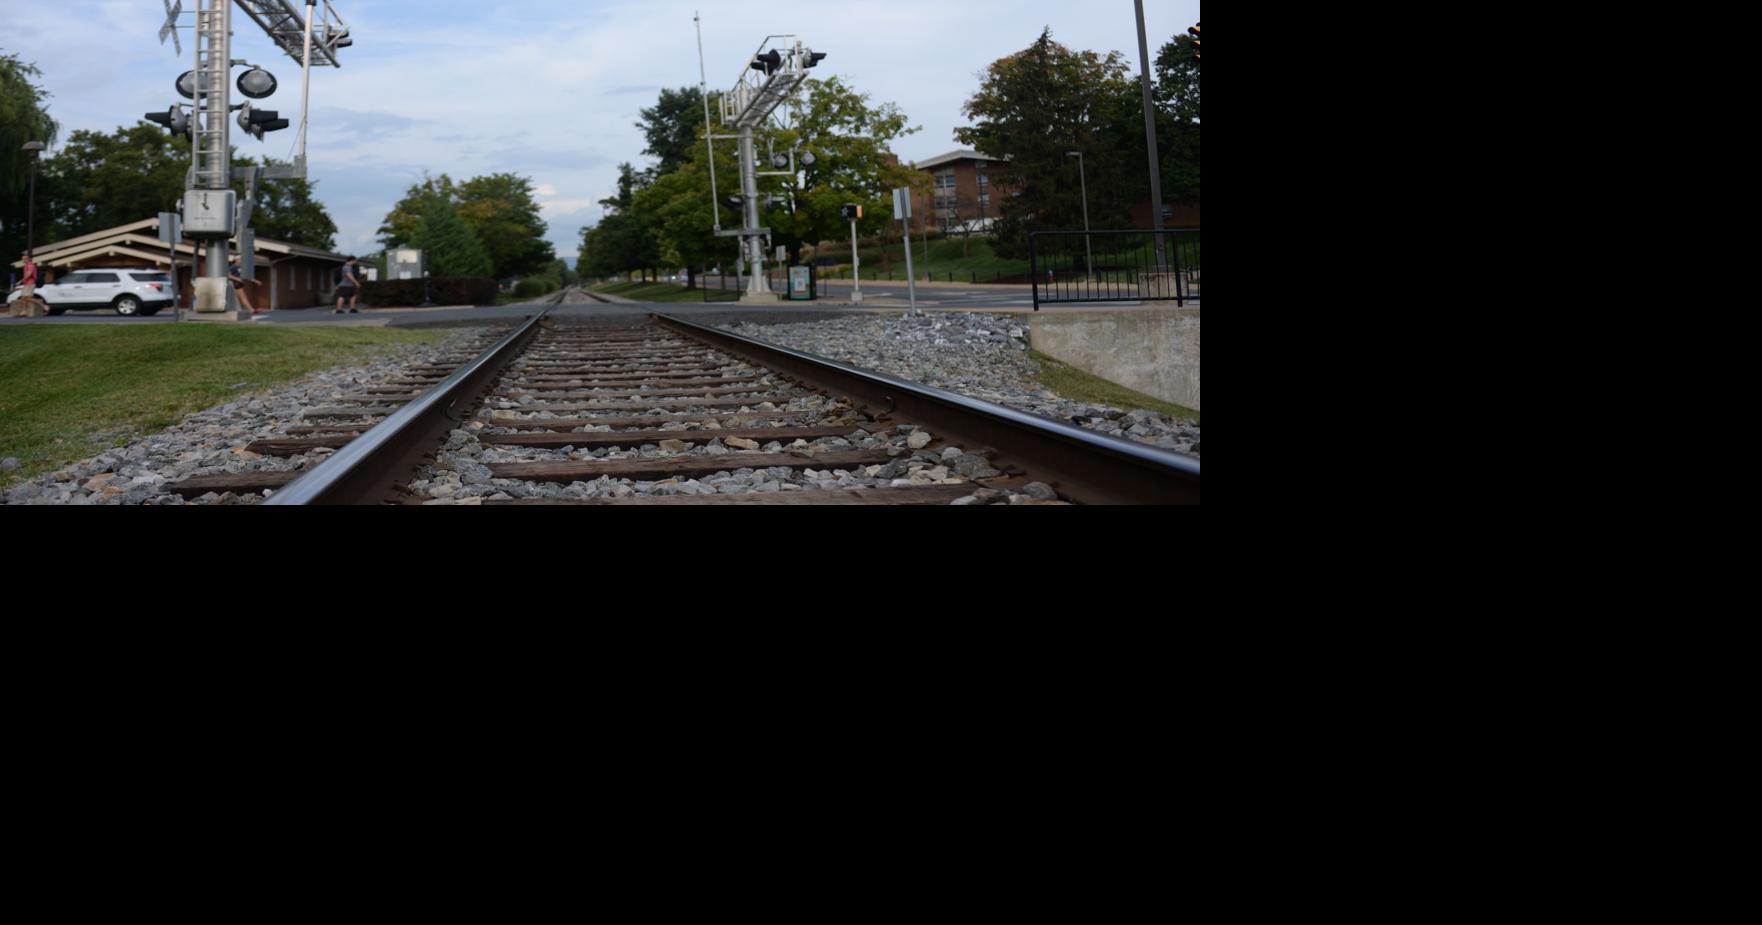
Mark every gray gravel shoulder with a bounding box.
[717,313,1200,456]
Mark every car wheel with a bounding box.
[113,296,141,316]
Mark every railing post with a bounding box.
[1030,232,1040,312]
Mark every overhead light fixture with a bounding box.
[800,151,816,167]
[236,67,278,99]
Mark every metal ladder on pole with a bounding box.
[193,0,230,192]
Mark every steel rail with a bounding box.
[650,314,1201,505]
[265,303,558,505]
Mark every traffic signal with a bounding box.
[802,49,827,69]
[840,204,863,221]
[145,106,192,140]
[751,50,783,75]
[1188,23,1200,61]
[236,103,290,141]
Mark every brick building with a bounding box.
[9,217,350,310]
[910,150,1013,233]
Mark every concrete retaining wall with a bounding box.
[1031,308,1200,411]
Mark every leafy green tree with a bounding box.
[579,163,660,280]
[31,124,337,251]
[413,195,493,278]
[638,87,708,178]
[37,124,193,241]
[242,157,338,250]
[762,76,923,265]
[1154,33,1201,207]
[380,173,553,278]
[1,51,58,261]
[457,173,554,278]
[377,174,457,249]
[956,28,1143,256]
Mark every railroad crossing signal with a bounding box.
[145,105,193,139]
[236,103,290,140]
[1189,22,1200,61]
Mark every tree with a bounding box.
[956,29,1142,256]
[457,173,554,279]
[1154,32,1201,207]
[579,163,660,281]
[378,174,457,249]
[32,124,338,251]
[762,76,923,266]
[379,172,551,278]
[413,196,493,278]
[37,124,194,241]
[243,157,338,250]
[1,51,58,261]
[638,87,707,178]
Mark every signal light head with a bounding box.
[800,151,816,167]
[751,50,783,75]
[803,50,827,69]
[237,103,288,140]
[771,153,790,169]
[146,106,192,139]
[177,71,196,99]
[237,68,278,99]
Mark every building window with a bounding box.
[978,173,989,188]
[935,172,956,190]
[979,194,991,208]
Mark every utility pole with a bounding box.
[158,1,350,321]
[710,34,825,303]
[22,142,44,264]
[1067,151,1092,280]
[185,0,242,320]
[894,187,919,316]
[842,203,863,304]
[1134,0,1168,271]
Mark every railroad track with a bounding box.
[169,294,1200,504]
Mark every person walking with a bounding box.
[228,259,264,314]
[9,254,40,318]
[333,257,361,314]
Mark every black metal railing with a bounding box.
[1029,229,1201,310]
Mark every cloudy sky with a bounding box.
[4,0,1200,262]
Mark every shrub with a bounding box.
[513,277,558,299]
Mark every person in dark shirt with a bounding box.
[334,257,361,314]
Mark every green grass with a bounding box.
[813,237,1032,283]
[0,325,446,486]
[1029,350,1200,422]
[589,281,719,303]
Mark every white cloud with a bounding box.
[16,0,1200,260]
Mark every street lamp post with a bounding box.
[22,141,46,264]
[1067,151,1092,281]
[1134,0,1169,272]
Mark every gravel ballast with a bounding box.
[718,313,1201,455]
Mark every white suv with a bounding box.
[7,267,177,317]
